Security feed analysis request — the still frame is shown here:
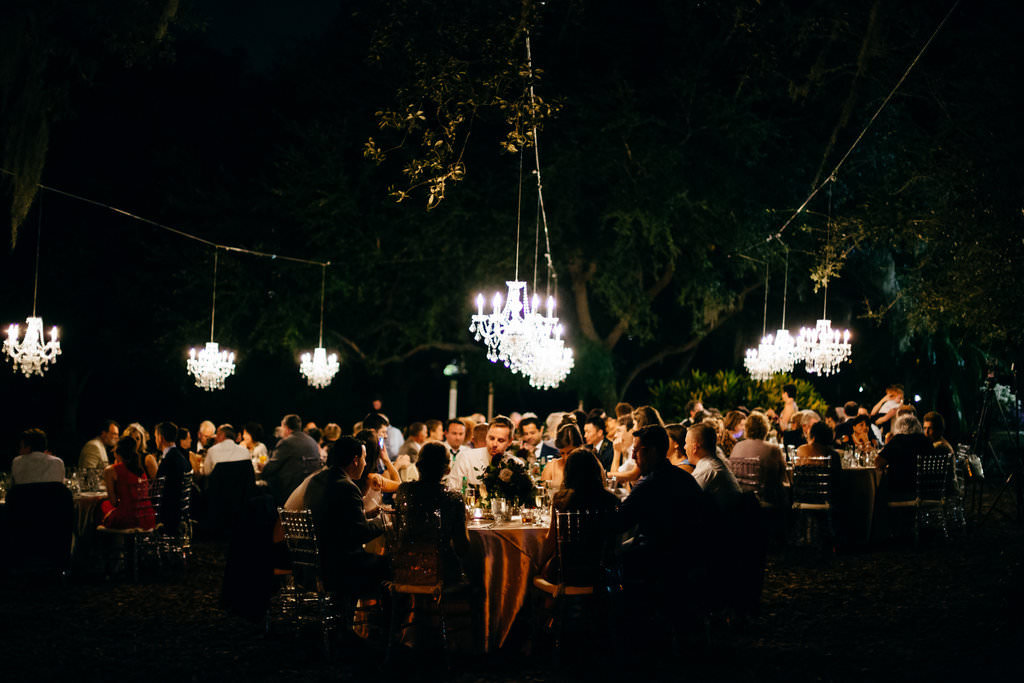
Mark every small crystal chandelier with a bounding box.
[797,178,852,376]
[187,250,236,391]
[744,252,798,380]
[299,264,340,388]
[4,198,62,377]
[528,324,574,390]
[743,260,775,381]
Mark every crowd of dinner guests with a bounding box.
[4,384,962,656]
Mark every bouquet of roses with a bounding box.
[479,456,534,507]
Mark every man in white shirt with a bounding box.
[78,420,119,469]
[448,416,517,490]
[443,418,469,463]
[685,422,741,511]
[202,424,252,475]
[12,428,65,485]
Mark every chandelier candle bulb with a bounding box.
[476,293,484,316]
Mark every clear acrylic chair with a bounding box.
[916,450,953,540]
[791,456,834,548]
[96,477,160,582]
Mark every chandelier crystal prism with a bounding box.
[299,264,340,388]
[187,249,236,391]
[4,199,62,378]
[528,324,574,390]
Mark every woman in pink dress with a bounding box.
[100,436,156,530]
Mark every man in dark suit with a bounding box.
[305,437,387,602]
[259,414,320,505]
[155,421,190,535]
[584,415,615,471]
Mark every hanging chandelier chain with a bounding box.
[823,176,835,317]
[514,147,524,281]
[32,195,43,317]
[781,243,790,329]
[318,263,326,347]
[525,34,557,297]
[761,260,769,337]
[210,249,219,342]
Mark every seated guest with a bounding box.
[539,448,620,584]
[354,429,401,514]
[178,427,203,474]
[203,424,252,475]
[666,424,694,473]
[923,411,953,455]
[100,436,156,530]
[610,405,665,486]
[79,420,119,470]
[686,422,742,512]
[542,424,584,491]
[834,401,861,444]
[241,422,268,468]
[798,410,821,445]
[795,422,841,468]
[729,412,788,508]
[723,410,746,443]
[12,428,64,485]
[393,442,469,585]
[448,416,518,489]
[877,414,933,501]
[582,416,614,471]
[154,421,189,533]
[196,420,216,454]
[260,414,320,506]
[471,422,489,449]
[843,414,880,453]
[304,437,388,597]
[619,425,702,585]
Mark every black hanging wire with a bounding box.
[318,263,327,347]
[210,249,219,342]
[31,192,43,317]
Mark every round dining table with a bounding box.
[833,466,884,546]
[467,519,548,652]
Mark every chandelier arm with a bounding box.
[318,263,326,347]
[210,249,218,342]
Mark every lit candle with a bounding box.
[531,293,539,314]
[475,293,484,316]
[547,296,555,318]
[50,326,58,341]
[492,292,502,314]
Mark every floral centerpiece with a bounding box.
[478,457,534,508]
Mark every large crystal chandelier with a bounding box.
[468,34,573,389]
[744,256,798,380]
[798,178,852,376]
[798,319,851,375]
[4,317,61,377]
[744,334,774,382]
[299,265,340,388]
[187,250,236,391]
[4,199,62,377]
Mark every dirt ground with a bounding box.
[3,496,1022,682]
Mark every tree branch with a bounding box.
[604,264,676,350]
[378,342,479,367]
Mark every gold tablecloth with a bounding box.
[835,467,883,545]
[468,522,547,652]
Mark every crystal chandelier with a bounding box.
[797,179,852,376]
[744,256,799,380]
[743,334,774,382]
[799,319,851,376]
[299,265,340,388]
[187,250,236,390]
[4,317,61,377]
[4,199,62,377]
[467,34,574,389]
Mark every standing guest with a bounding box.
[425,419,444,443]
[686,422,742,512]
[443,418,469,463]
[541,424,584,490]
[779,384,799,432]
[154,421,189,534]
[100,436,156,530]
[79,420,119,470]
[870,385,905,437]
[259,414,320,505]
[448,416,516,489]
[729,412,788,508]
[583,415,614,471]
[12,428,64,485]
[203,424,252,475]
[242,422,269,469]
[666,424,695,473]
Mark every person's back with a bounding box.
[879,432,932,499]
[730,438,787,508]
[262,430,316,505]
[620,460,701,571]
[395,480,467,584]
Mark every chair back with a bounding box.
[917,450,951,502]
[389,504,442,586]
[207,460,256,534]
[135,477,159,530]
[278,508,323,589]
[554,508,615,587]
[6,482,74,572]
[792,456,833,505]
[730,456,761,495]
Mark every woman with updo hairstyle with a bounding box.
[393,441,470,584]
[541,423,584,490]
[354,429,401,515]
[100,436,156,530]
[539,448,620,584]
